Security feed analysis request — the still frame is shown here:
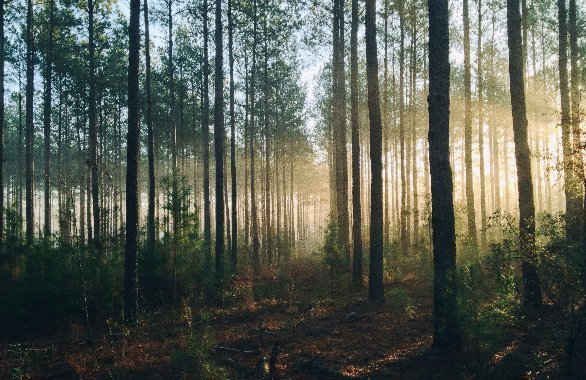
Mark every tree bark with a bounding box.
[568,0,584,242]
[214,0,225,281]
[43,0,54,239]
[428,0,461,349]
[25,0,34,244]
[88,0,100,248]
[0,0,4,246]
[251,0,260,273]
[399,0,407,256]
[263,0,272,264]
[463,0,478,248]
[351,0,362,288]
[124,0,140,324]
[229,0,237,269]
[144,0,156,251]
[202,0,211,260]
[332,0,350,263]
[366,0,383,301]
[477,0,487,249]
[507,0,542,307]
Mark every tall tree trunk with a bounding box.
[383,0,389,245]
[410,10,418,248]
[25,0,34,244]
[244,50,250,246]
[263,1,272,264]
[250,0,260,273]
[18,76,23,239]
[489,13,501,216]
[366,0,383,301]
[214,0,225,281]
[228,0,237,269]
[332,0,350,263]
[568,0,584,242]
[428,0,461,349]
[88,0,100,248]
[350,0,362,288]
[0,0,4,247]
[507,0,542,307]
[202,0,211,261]
[463,0,477,248]
[43,0,54,239]
[124,0,140,324]
[399,0,407,256]
[167,0,179,245]
[144,0,156,251]
[477,0,487,249]
[558,0,575,240]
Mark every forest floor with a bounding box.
[0,257,575,379]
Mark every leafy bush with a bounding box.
[320,221,349,295]
[171,322,227,380]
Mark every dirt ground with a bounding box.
[0,260,573,379]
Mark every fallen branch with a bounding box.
[343,310,390,323]
[215,346,260,355]
[248,327,275,335]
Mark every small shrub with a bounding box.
[320,221,349,296]
[171,324,227,380]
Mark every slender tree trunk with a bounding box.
[25,0,34,244]
[558,0,576,241]
[43,0,54,239]
[167,0,180,248]
[124,0,140,324]
[263,1,272,264]
[228,0,237,269]
[18,76,23,239]
[428,0,461,349]
[507,0,542,307]
[214,0,225,281]
[332,0,350,263]
[202,0,211,261]
[350,0,362,288]
[88,0,100,248]
[568,0,584,242]
[463,0,478,248]
[86,130,92,243]
[399,0,407,256]
[410,11,418,248]
[366,0,383,301]
[250,0,260,273]
[477,0,487,249]
[0,0,4,247]
[383,0,389,245]
[144,0,156,251]
[244,50,250,246]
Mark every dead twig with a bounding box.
[215,346,261,355]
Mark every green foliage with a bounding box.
[535,212,586,374]
[0,242,123,340]
[383,238,432,282]
[387,288,415,319]
[458,259,519,359]
[320,220,349,295]
[171,323,227,380]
